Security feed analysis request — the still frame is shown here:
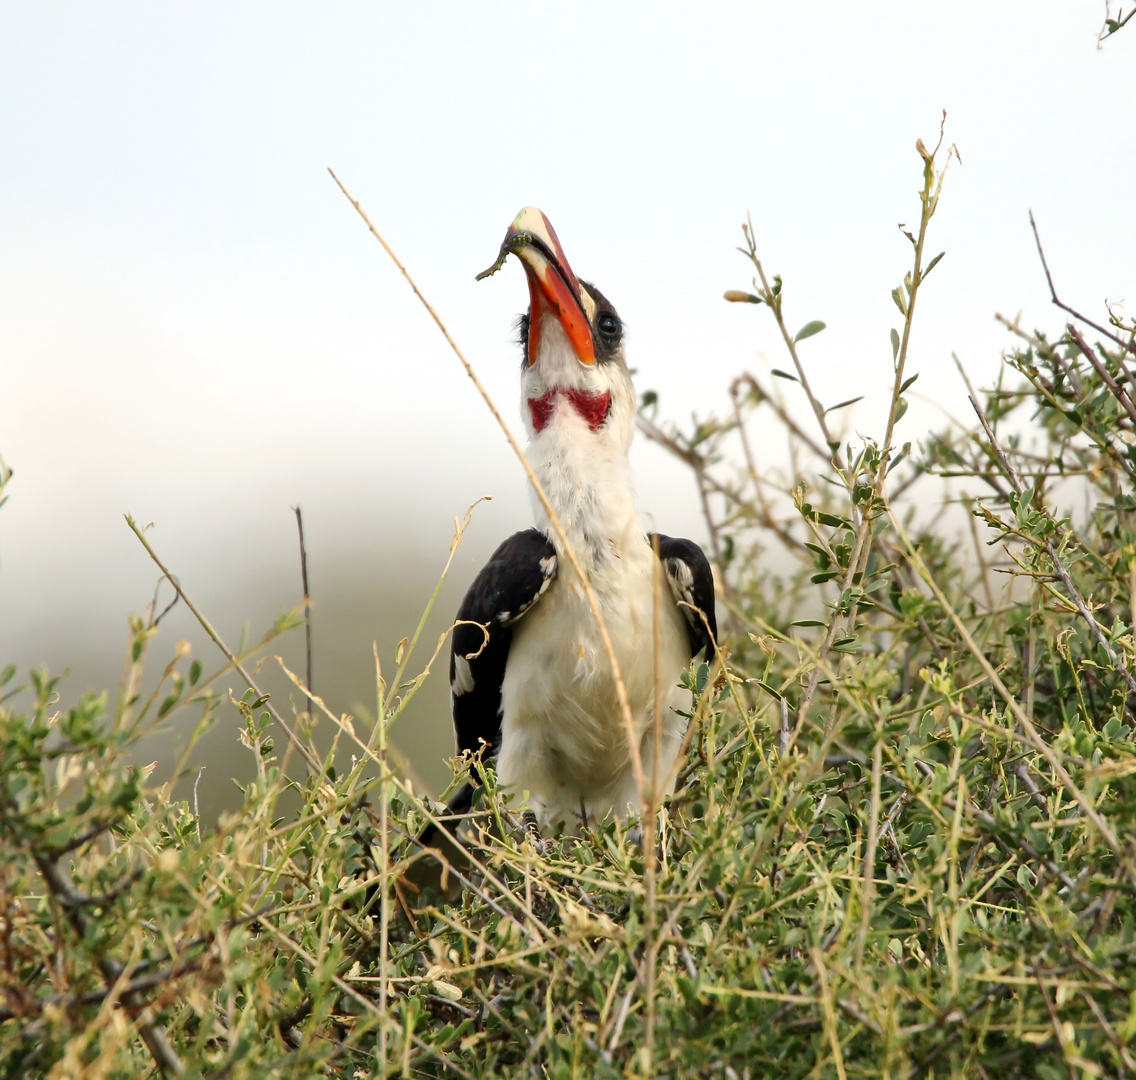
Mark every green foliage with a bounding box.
[7,130,1136,1078]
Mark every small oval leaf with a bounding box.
[794,320,827,343]
[825,396,864,414]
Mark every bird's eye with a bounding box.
[597,312,621,340]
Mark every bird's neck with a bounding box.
[527,413,639,574]
[520,329,639,573]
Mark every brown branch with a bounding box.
[1029,210,1136,357]
[1066,323,1136,428]
[0,954,209,1022]
[733,373,832,464]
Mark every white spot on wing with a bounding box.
[452,654,475,696]
[665,558,698,624]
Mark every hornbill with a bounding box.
[422,207,716,846]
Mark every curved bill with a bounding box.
[477,207,596,367]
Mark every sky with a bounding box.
[1,3,1133,807]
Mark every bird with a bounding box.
[423,207,716,847]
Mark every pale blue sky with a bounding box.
[1,3,1132,798]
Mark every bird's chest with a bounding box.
[498,544,688,786]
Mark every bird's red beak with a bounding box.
[477,207,596,367]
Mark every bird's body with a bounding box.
[496,314,692,826]
[432,207,716,840]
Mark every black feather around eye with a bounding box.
[597,312,621,341]
[579,281,624,362]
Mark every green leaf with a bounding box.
[922,251,946,279]
[790,619,826,627]
[757,680,782,700]
[771,369,798,382]
[887,441,912,474]
[676,975,700,1004]
[890,328,900,361]
[794,320,826,343]
[894,397,909,424]
[891,287,908,317]
[900,373,919,393]
[825,396,863,414]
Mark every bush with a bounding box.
[5,129,1136,1079]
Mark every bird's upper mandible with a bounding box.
[477,206,599,368]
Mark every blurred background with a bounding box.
[2,3,1133,816]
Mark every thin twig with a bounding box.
[293,506,314,723]
[732,373,833,464]
[1029,210,1136,357]
[856,728,883,968]
[1100,2,1136,41]
[1066,323,1136,427]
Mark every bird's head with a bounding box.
[478,207,634,451]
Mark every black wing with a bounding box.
[650,534,717,658]
[421,529,557,847]
[450,528,557,757]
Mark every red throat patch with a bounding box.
[528,388,612,432]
